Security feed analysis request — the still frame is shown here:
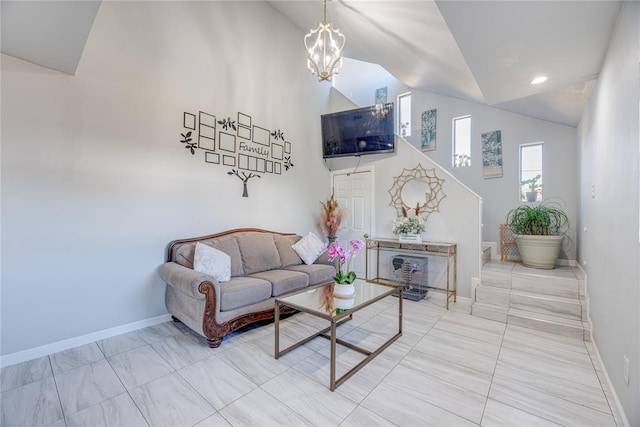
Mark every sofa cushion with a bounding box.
[286,264,336,286]
[292,232,326,265]
[236,232,281,274]
[174,243,196,269]
[174,236,244,277]
[193,243,231,282]
[209,236,244,277]
[219,277,272,312]
[250,269,309,297]
[273,234,303,267]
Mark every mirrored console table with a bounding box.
[365,238,457,309]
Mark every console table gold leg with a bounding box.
[454,248,458,302]
[330,319,337,391]
[446,250,451,310]
[376,244,380,281]
[399,288,403,334]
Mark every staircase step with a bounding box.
[509,290,584,321]
[481,261,515,289]
[471,302,508,323]
[508,308,590,341]
[482,246,491,265]
[511,265,580,298]
[476,285,510,307]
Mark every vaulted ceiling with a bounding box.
[268,0,622,127]
[1,1,623,127]
[1,1,101,75]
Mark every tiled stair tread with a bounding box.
[472,302,508,313]
[471,302,508,323]
[511,273,580,287]
[508,307,586,328]
[483,261,517,272]
[476,285,510,295]
[512,265,578,280]
[510,274,580,299]
[475,286,510,308]
[482,247,491,265]
[509,289,585,305]
[478,261,591,340]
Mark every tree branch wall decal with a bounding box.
[227,169,261,197]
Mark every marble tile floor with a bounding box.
[1,295,623,427]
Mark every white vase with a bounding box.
[333,283,355,297]
[399,233,422,243]
[334,297,355,310]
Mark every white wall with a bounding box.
[1,1,333,356]
[577,2,640,424]
[405,90,578,259]
[335,57,408,109]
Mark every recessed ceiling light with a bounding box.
[530,76,548,85]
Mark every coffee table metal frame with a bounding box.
[275,282,402,391]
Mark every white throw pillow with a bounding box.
[292,232,325,265]
[193,242,231,282]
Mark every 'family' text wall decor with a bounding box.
[179,110,295,197]
[481,130,503,179]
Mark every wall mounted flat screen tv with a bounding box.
[321,103,395,159]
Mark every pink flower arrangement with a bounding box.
[325,239,365,284]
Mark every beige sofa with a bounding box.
[158,228,336,347]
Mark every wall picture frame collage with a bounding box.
[179,110,294,197]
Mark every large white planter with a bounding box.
[515,235,564,269]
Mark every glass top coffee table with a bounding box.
[275,281,402,391]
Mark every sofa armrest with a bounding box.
[158,262,215,300]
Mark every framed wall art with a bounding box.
[482,130,503,178]
[375,87,388,104]
[421,109,437,151]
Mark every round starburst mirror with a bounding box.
[388,164,446,221]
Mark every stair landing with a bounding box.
[472,260,591,341]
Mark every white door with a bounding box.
[332,171,373,278]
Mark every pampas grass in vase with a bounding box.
[320,193,343,242]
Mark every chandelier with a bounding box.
[304,0,346,82]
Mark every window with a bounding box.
[520,143,543,201]
[452,116,471,167]
[398,92,411,137]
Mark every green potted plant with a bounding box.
[521,174,542,202]
[505,200,568,269]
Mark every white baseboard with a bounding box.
[575,264,627,426]
[0,314,172,368]
[470,277,481,301]
[586,338,630,427]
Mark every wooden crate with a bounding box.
[500,224,521,262]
